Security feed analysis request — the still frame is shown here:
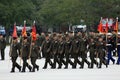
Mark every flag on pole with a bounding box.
[98,17,103,33]
[98,20,102,33]
[22,20,27,37]
[31,21,37,41]
[114,17,118,33]
[106,18,108,33]
[12,23,17,38]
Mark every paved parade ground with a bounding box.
[0,46,120,80]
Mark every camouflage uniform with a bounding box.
[42,35,53,69]
[30,41,39,72]
[80,36,90,68]
[10,38,21,72]
[0,35,6,60]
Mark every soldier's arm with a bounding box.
[35,46,39,57]
[69,42,73,53]
[3,39,7,49]
[88,43,90,50]
[62,42,65,53]
[47,41,52,53]
[41,41,45,51]
[17,43,21,56]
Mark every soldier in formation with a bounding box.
[0,34,6,60]
[41,32,109,69]
[106,33,115,65]
[30,41,39,72]
[96,36,108,68]
[10,37,21,73]
[116,33,120,64]
[9,34,40,73]
[88,38,98,68]
[42,34,53,69]
[21,37,32,72]
[9,31,120,72]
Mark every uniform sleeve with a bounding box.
[17,43,21,56]
[35,46,39,57]
[41,41,45,51]
[3,39,6,49]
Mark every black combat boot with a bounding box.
[88,63,91,68]
[21,68,25,72]
[43,67,47,69]
[18,66,21,72]
[10,68,15,73]
[106,64,108,68]
[43,62,47,69]
[28,65,32,72]
[64,65,68,69]
[31,68,35,72]
[80,66,83,69]
[36,66,39,71]
[21,66,26,72]
[43,64,47,69]
[16,64,21,72]
[96,63,99,68]
[98,65,101,69]
[58,65,62,69]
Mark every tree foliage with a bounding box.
[0,0,120,31]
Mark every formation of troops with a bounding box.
[0,31,120,73]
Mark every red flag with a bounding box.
[31,22,36,41]
[98,20,103,33]
[114,18,118,33]
[12,23,17,38]
[22,21,27,37]
[106,19,108,33]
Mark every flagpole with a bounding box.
[28,20,35,64]
[9,22,16,57]
[105,18,108,56]
[100,17,102,33]
[9,22,17,68]
[105,18,108,40]
[20,20,26,66]
[116,17,118,56]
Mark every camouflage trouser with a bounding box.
[0,49,5,60]
[11,57,21,71]
[43,53,53,68]
[80,51,90,68]
[65,53,74,68]
[58,54,66,68]
[22,57,31,71]
[73,53,81,68]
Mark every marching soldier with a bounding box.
[112,32,117,56]
[58,35,66,69]
[77,32,82,39]
[96,36,108,68]
[88,38,98,68]
[21,37,32,72]
[40,32,45,58]
[80,35,90,68]
[106,33,115,65]
[69,31,74,58]
[72,35,81,68]
[64,34,74,69]
[30,41,39,72]
[116,33,120,64]
[10,37,21,73]
[0,34,6,60]
[51,34,59,69]
[36,34,42,59]
[42,34,53,69]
